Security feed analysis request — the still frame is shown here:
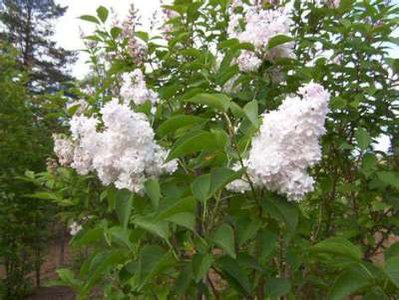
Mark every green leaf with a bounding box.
[217,256,251,294]
[108,226,132,250]
[82,250,128,295]
[384,256,399,288]
[338,0,354,12]
[96,6,108,23]
[158,197,196,218]
[135,31,149,42]
[236,218,261,246]
[105,187,117,211]
[361,153,377,177]
[115,190,133,229]
[169,32,189,47]
[262,197,298,233]
[265,278,291,299]
[355,127,371,150]
[175,264,193,295]
[217,64,239,86]
[28,192,59,201]
[219,38,240,49]
[133,216,170,241]
[385,242,399,261]
[243,100,258,125]
[110,27,122,39]
[259,230,278,261]
[25,170,35,179]
[56,268,81,289]
[330,267,370,300]
[192,253,214,283]
[267,35,293,49]
[330,97,347,110]
[165,212,196,231]
[184,93,231,112]
[209,167,243,196]
[191,174,211,202]
[212,224,236,259]
[181,48,202,57]
[311,237,362,261]
[238,42,255,51]
[376,171,399,189]
[364,287,388,300]
[144,178,161,209]
[236,253,263,271]
[229,101,245,118]
[72,227,103,248]
[67,103,81,116]
[157,115,206,137]
[167,130,227,160]
[79,15,100,24]
[191,167,243,202]
[387,58,399,74]
[84,35,103,42]
[158,197,197,230]
[137,245,175,287]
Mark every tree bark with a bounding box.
[59,222,66,266]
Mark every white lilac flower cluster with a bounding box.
[320,0,340,8]
[235,51,262,73]
[111,4,147,64]
[227,2,294,72]
[69,221,82,236]
[54,99,177,193]
[120,69,159,108]
[328,0,340,8]
[53,134,74,166]
[161,5,180,38]
[69,216,93,236]
[227,82,331,201]
[315,0,340,8]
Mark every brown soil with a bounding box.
[17,240,75,300]
[25,286,75,300]
[24,238,76,300]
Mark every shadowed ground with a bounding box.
[26,286,75,300]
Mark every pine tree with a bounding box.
[0,0,77,93]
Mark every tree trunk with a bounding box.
[59,223,66,266]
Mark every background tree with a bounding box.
[0,0,78,288]
[0,41,59,299]
[0,0,77,93]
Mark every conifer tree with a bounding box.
[0,0,76,93]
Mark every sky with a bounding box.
[54,0,161,79]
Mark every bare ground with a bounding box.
[23,239,76,300]
[25,286,75,300]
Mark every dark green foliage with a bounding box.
[0,44,55,299]
[0,0,77,93]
